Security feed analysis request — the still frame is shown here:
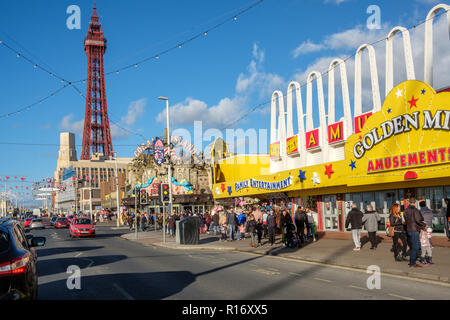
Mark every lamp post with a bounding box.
[158,96,172,244]
[113,152,121,227]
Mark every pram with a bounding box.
[284,223,299,248]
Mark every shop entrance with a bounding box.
[322,195,338,231]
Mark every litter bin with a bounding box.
[176,216,200,245]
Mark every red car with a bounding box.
[55,218,70,229]
[23,218,33,228]
[70,217,95,238]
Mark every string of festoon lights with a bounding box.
[0,0,265,121]
[219,7,449,131]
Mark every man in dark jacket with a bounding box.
[267,210,277,246]
[404,198,426,267]
[226,208,236,241]
[294,208,308,246]
[345,203,364,251]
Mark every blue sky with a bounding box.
[0,0,448,203]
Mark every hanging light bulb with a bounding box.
[33,64,37,69]
[233,16,237,21]
[134,64,138,68]
[178,44,182,48]
[16,53,21,58]
[156,55,159,60]
[204,31,208,36]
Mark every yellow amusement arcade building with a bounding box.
[212,79,450,237]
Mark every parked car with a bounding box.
[23,218,33,229]
[70,218,95,238]
[29,219,45,230]
[0,218,46,300]
[55,218,70,229]
[50,216,58,226]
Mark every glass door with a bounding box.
[322,195,338,230]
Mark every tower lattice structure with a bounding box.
[81,5,113,160]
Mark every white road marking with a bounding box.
[80,258,94,268]
[254,269,280,276]
[388,293,415,300]
[113,283,135,300]
[289,272,303,277]
[314,278,332,283]
[349,285,368,291]
[75,252,82,257]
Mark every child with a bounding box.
[419,228,434,266]
[220,224,227,242]
[239,223,246,240]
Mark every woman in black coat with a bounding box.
[389,203,408,261]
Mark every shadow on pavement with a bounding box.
[239,242,356,299]
[39,271,196,300]
[37,254,128,277]
[36,246,104,258]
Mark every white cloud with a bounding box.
[156,96,247,128]
[236,43,285,98]
[292,40,325,58]
[121,98,147,126]
[156,43,284,129]
[59,114,84,136]
[292,24,388,58]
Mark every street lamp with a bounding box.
[113,151,121,227]
[158,96,173,244]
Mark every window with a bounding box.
[13,225,28,250]
[0,230,9,253]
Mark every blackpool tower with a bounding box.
[81,5,113,160]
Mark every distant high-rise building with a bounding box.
[81,4,113,160]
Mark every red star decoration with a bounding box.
[359,135,362,140]
[324,164,334,179]
[408,95,419,109]
[220,184,226,192]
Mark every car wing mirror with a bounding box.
[30,237,46,247]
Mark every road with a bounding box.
[31,224,450,300]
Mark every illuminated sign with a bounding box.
[306,129,320,150]
[354,112,372,134]
[328,122,344,144]
[270,142,280,158]
[286,135,299,156]
[367,148,450,173]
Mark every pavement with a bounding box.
[121,227,450,284]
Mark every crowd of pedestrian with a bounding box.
[202,204,318,248]
[345,197,447,268]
